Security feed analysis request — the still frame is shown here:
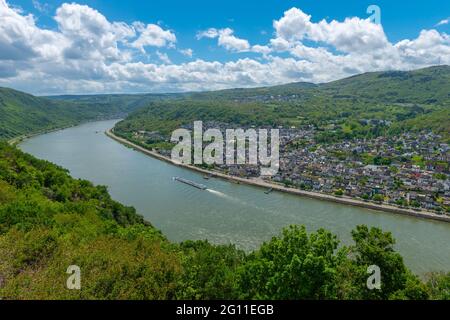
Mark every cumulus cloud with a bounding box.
[197,27,250,52]
[251,44,272,55]
[0,2,449,95]
[132,23,176,52]
[196,28,220,39]
[395,30,450,65]
[179,48,193,57]
[273,7,389,53]
[55,3,135,62]
[0,0,65,63]
[197,27,273,55]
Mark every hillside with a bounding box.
[320,66,450,105]
[115,66,450,142]
[0,142,448,299]
[0,88,178,141]
[184,65,450,105]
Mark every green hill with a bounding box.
[0,88,179,141]
[180,65,450,105]
[115,66,450,142]
[320,65,450,105]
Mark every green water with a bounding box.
[19,119,450,274]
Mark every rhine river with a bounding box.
[19,119,450,275]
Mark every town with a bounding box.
[131,121,450,215]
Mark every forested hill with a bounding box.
[184,65,450,105]
[0,88,179,141]
[115,66,450,141]
[320,65,450,105]
[0,142,448,299]
[0,87,113,140]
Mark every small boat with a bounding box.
[203,175,210,180]
[264,188,273,194]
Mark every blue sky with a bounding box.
[1,0,449,94]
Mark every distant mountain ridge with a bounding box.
[184,65,450,104]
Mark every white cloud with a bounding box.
[198,27,250,52]
[269,37,291,51]
[179,48,193,57]
[0,0,65,62]
[217,28,250,52]
[132,23,176,52]
[273,7,389,53]
[251,45,272,55]
[437,17,449,26]
[0,2,448,95]
[156,51,171,64]
[273,7,312,41]
[395,30,450,65]
[196,28,220,39]
[198,27,273,55]
[32,0,50,13]
[55,3,135,62]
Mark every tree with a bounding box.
[372,194,384,203]
[238,226,340,299]
[344,225,429,299]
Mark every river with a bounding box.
[19,119,450,274]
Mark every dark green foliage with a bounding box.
[176,240,245,299]
[238,226,340,299]
[0,142,146,230]
[342,225,429,300]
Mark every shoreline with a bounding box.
[106,128,450,223]
[7,117,124,146]
[7,125,77,145]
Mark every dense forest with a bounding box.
[0,142,448,299]
[115,66,450,143]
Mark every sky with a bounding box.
[0,0,449,95]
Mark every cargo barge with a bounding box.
[173,177,207,190]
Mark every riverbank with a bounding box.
[7,117,124,146]
[106,129,450,224]
[7,125,78,146]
